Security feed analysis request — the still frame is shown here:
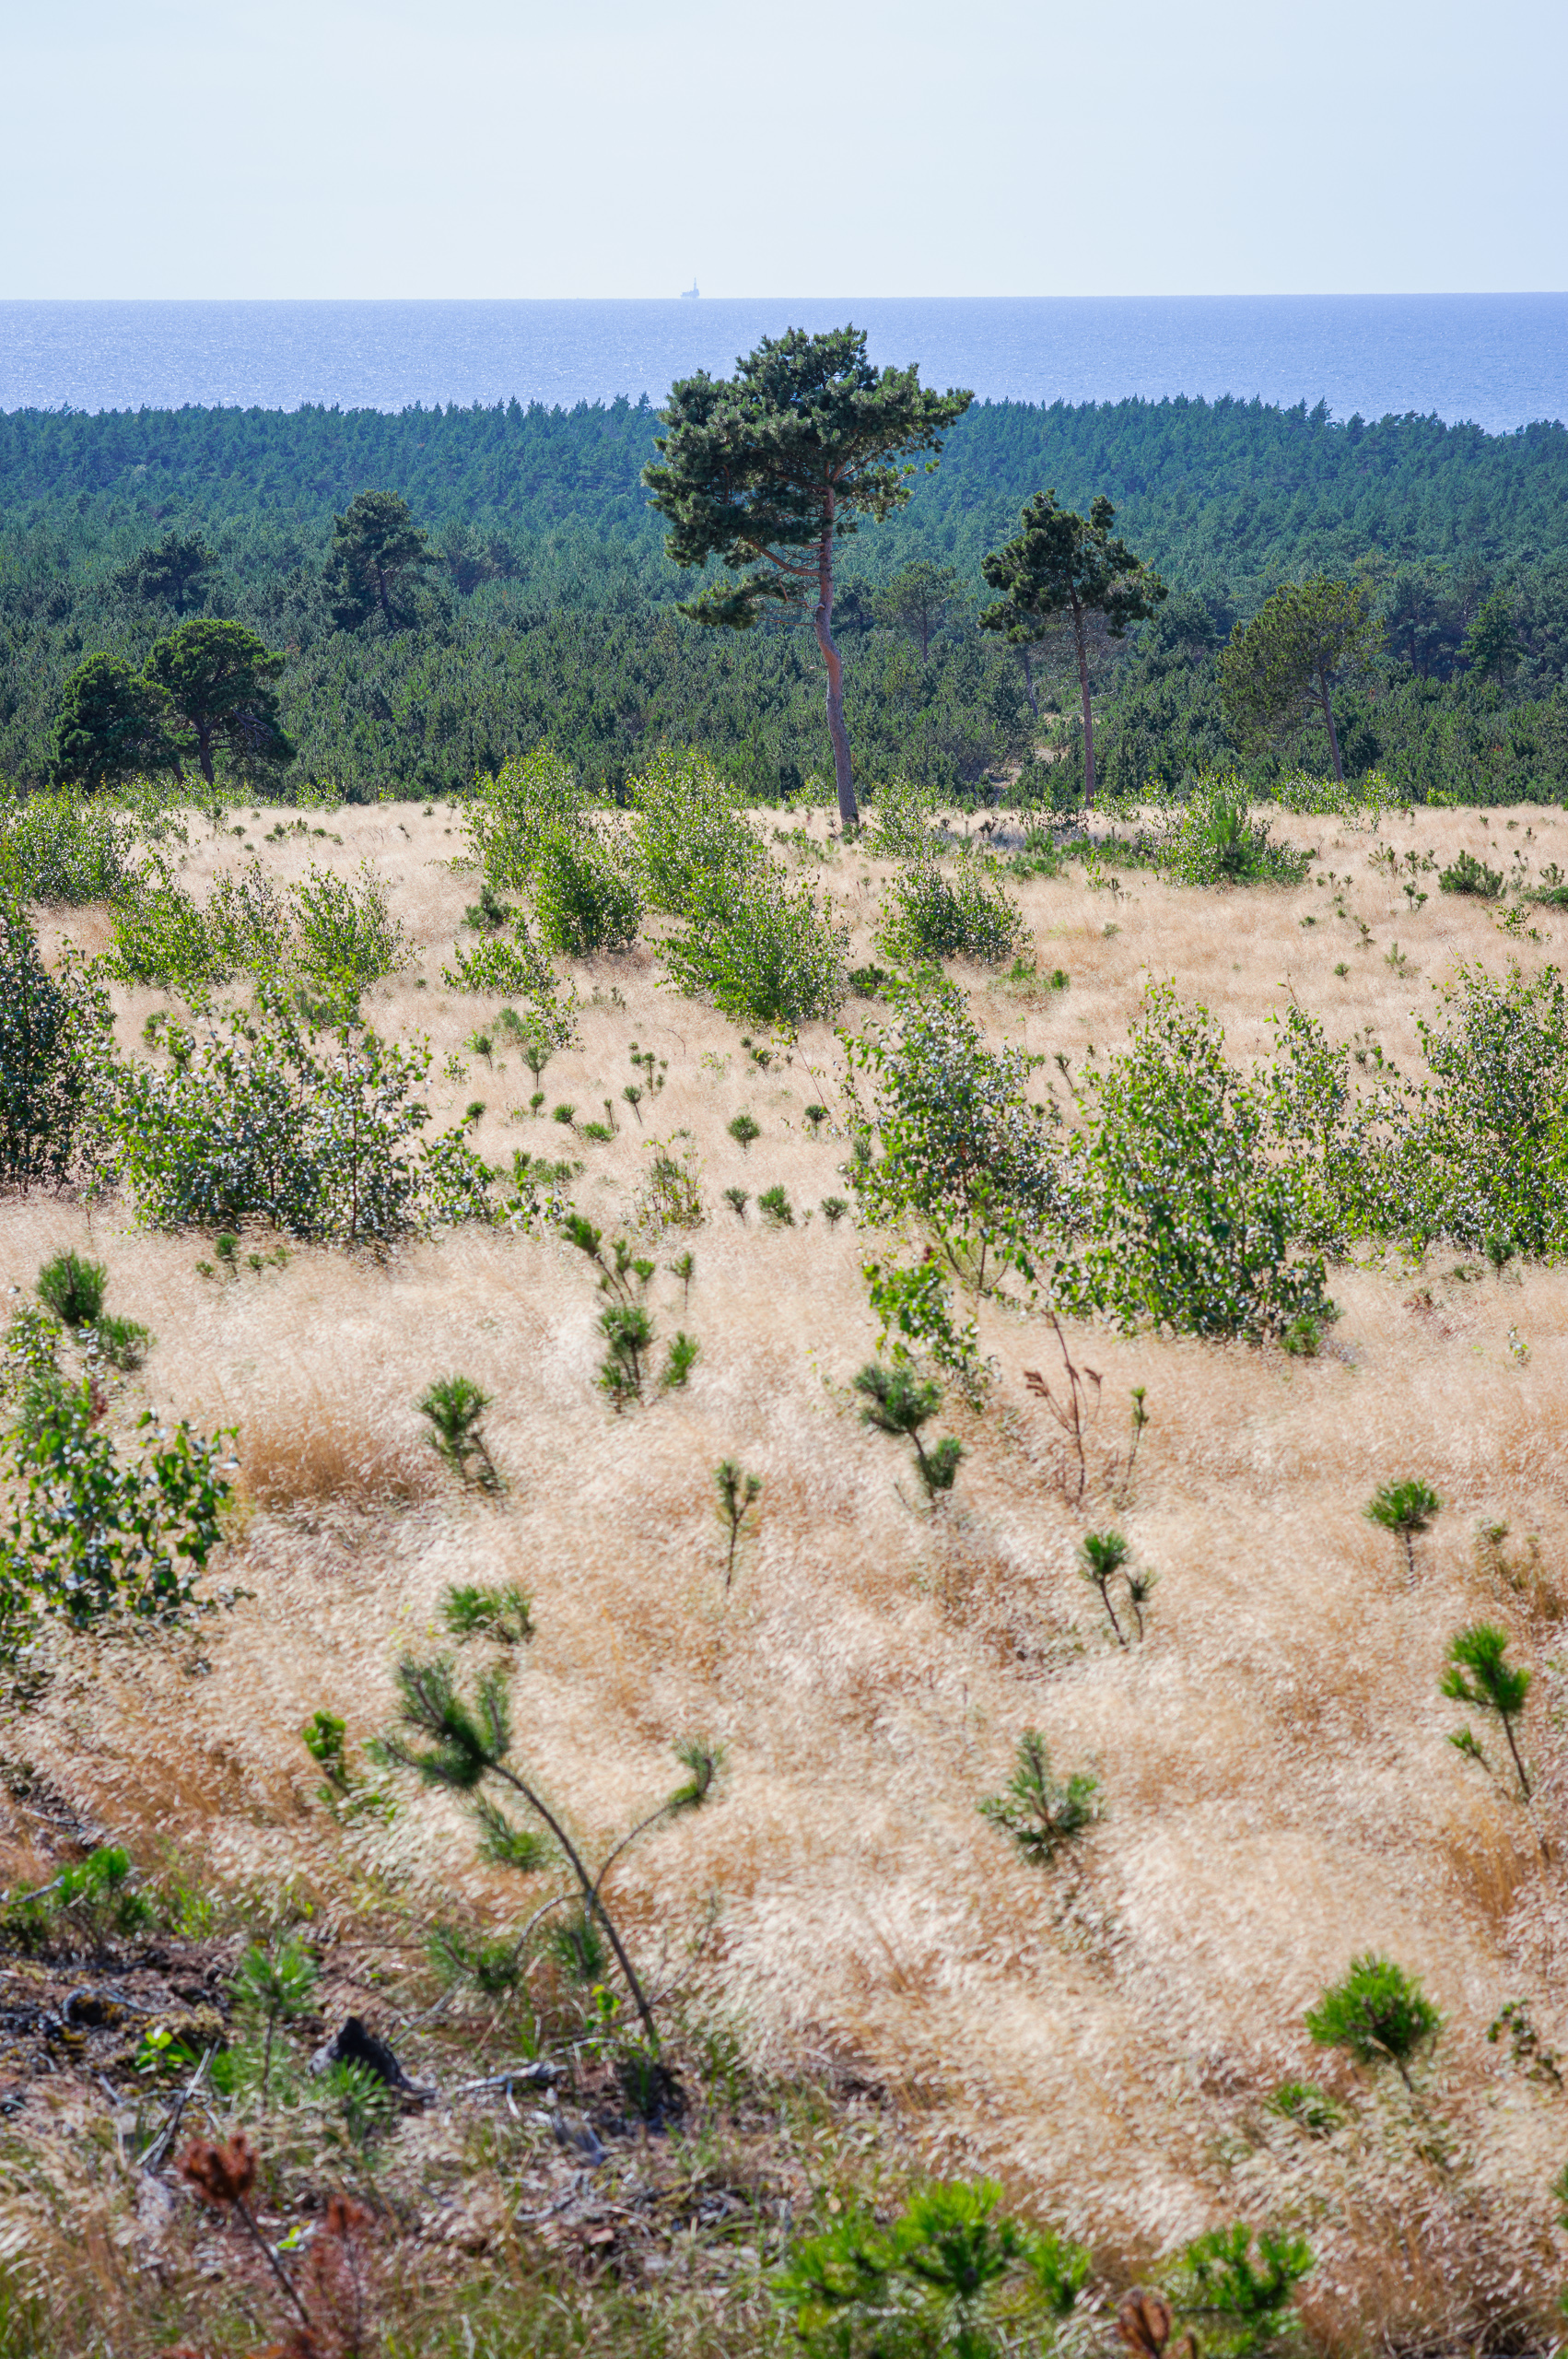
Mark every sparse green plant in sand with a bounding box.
[441,1580,534,1646]
[715,1460,762,1589]
[1365,1478,1441,1582]
[978,1729,1099,1864]
[415,1374,500,1490]
[1443,1622,1533,1801]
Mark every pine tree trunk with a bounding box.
[1072,597,1096,809]
[1317,659,1345,783]
[813,518,858,828]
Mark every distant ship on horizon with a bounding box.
[679,280,699,299]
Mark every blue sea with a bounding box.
[0,296,1563,436]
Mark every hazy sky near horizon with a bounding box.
[2,0,1563,299]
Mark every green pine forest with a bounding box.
[3,391,1567,804]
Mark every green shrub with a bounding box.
[105,996,492,1242]
[1165,2223,1315,2357]
[844,976,1058,1288]
[439,932,557,1000]
[631,746,759,913]
[109,867,228,992]
[1154,780,1310,888]
[1060,985,1334,1341]
[288,862,408,1001]
[0,898,96,1192]
[532,823,641,956]
[877,856,1028,965]
[664,862,849,1029]
[37,1251,105,1328]
[466,745,582,887]
[1439,846,1504,898]
[867,774,947,861]
[1305,1953,1439,2088]
[0,792,133,905]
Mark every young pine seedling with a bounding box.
[622,1083,643,1124]
[660,1332,700,1391]
[978,1729,1099,1865]
[757,1184,794,1227]
[854,1360,965,1511]
[1305,1952,1439,2092]
[370,1655,721,2048]
[668,1250,695,1313]
[820,1195,849,1229]
[1364,1478,1440,1583]
[715,1460,762,1590]
[441,1580,534,1646]
[37,1251,106,1329]
[415,1374,500,1491]
[723,1186,749,1221]
[728,1111,760,1152]
[232,1936,320,2107]
[803,1103,828,1135]
[1442,1622,1534,1801]
[1079,1530,1131,1646]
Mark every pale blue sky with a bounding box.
[1,0,1562,298]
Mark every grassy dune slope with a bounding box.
[7,798,1568,2345]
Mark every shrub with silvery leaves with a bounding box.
[876,855,1027,966]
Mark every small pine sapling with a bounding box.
[661,1332,699,1390]
[820,1195,849,1227]
[978,1729,1099,1863]
[232,1936,320,2106]
[598,1304,655,1410]
[370,1653,721,2047]
[803,1103,828,1134]
[728,1111,760,1152]
[552,1103,576,1127]
[1079,1530,1131,1646]
[668,1249,695,1312]
[758,1183,794,1226]
[854,1360,965,1509]
[441,1580,534,1645]
[622,1083,643,1124]
[37,1251,107,1329]
[1364,1478,1440,1583]
[1305,1952,1439,2090]
[723,1186,749,1220]
[415,1374,500,1490]
[1125,1562,1158,1641]
[715,1460,763,1589]
[1488,1998,1563,2087]
[1442,1622,1533,1801]
[1165,2223,1315,2354]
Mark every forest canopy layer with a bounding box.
[3,393,1566,801]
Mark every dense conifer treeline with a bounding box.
[3,393,1566,800]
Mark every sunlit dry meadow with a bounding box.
[8,793,1568,2347]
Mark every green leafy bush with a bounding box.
[1059,985,1334,1340]
[0,898,97,1192]
[631,746,759,913]
[288,862,409,1000]
[105,997,492,1241]
[665,861,849,1029]
[466,744,582,887]
[845,977,1058,1288]
[109,866,229,992]
[0,792,132,905]
[866,774,947,861]
[439,931,559,1003]
[877,856,1027,965]
[531,823,641,956]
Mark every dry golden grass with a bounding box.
[11,794,1568,2330]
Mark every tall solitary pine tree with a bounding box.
[1219,577,1382,784]
[643,326,971,827]
[980,492,1165,809]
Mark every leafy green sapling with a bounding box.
[415,1374,500,1490]
[1364,1479,1441,1583]
[1442,1622,1533,1800]
[1305,1953,1439,2090]
[715,1460,762,1590]
[978,1729,1099,1864]
[853,1360,964,1509]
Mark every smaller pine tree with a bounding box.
[1305,1953,1439,2090]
